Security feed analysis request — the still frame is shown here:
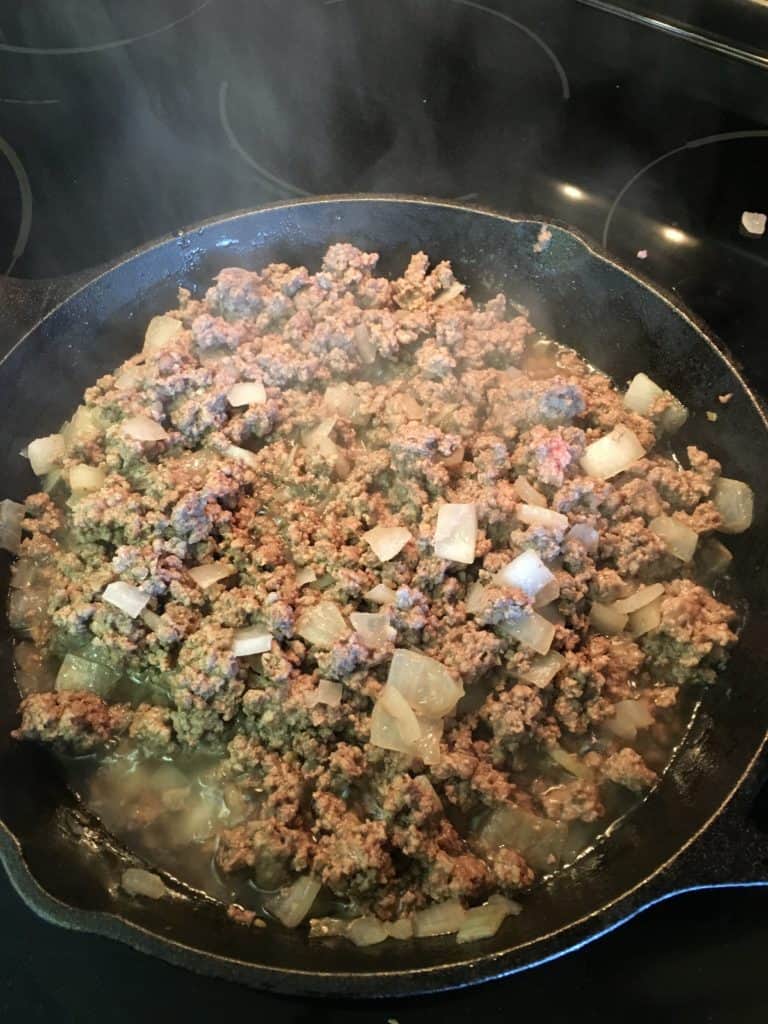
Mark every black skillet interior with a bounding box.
[0,197,766,996]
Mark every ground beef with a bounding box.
[10,246,747,936]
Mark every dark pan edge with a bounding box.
[1,194,767,995]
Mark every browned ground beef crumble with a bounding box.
[8,245,742,937]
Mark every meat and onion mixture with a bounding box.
[3,245,754,946]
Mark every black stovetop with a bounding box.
[0,1,767,1018]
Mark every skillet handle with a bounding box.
[0,270,97,351]
[649,756,768,897]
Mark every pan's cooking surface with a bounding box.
[0,0,766,1009]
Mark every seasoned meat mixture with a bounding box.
[4,245,753,946]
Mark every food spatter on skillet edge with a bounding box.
[2,245,753,946]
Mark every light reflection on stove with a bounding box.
[0,135,33,274]
[559,183,587,202]
[660,226,696,246]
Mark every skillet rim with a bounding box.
[0,193,766,996]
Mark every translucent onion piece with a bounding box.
[350,611,396,647]
[362,525,412,562]
[384,917,414,940]
[102,581,150,618]
[580,426,645,480]
[228,380,266,407]
[56,653,117,697]
[224,444,259,469]
[144,314,182,355]
[14,642,55,695]
[232,625,272,657]
[412,900,466,938]
[649,515,698,562]
[0,499,25,554]
[121,415,168,443]
[514,476,547,507]
[323,383,362,421]
[623,373,688,432]
[8,586,48,631]
[69,464,106,494]
[364,582,397,604]
[188,562,235,589]
[307,680,343,708]
[121,868,167,900]
[590,602,628,635]
[628,596,663,637]
[27,433,65,475]
[114,365,144,392]
[516,503,569,535]
[141,609,163,632]
[265,876,322,928]
[611,583,665,615]
[346,916,389,947]
[295,601,349,648]
[520,651,565,688]
[10,557,37,589]
[495,549,559,606]
[713,477,754,534]
[308,917,348,939]
[433,503,477,564]
[503,610,555,655]
[566,523,599,554]
[370,700,417,755]
[605,698,654,742]
[456,894,521,944]
[412,716,444,765]
[378,684,422,743]
[387,649,463,717]
[295,566,317,587]
[549,745,593,780]
[302,417,337,454]
[479,805,568,872]
[433,281,466,306]
[62,404,101,448]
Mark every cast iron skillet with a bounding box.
[0,196,766,998]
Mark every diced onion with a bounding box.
[0,499,25,554]
[143,315,183,355]
[590,602,628,635]
[14,642,55,695]
[362,525,412,562]
[649,515,698,562]
[412,716,443,765]
[433,503,477,564]
[121,868,167,900]
[346,916,388,947]
[188,562,235,589]
[121,415,168,443]
[115,365,144,391]
[713,477,754,534]
[364,583,397,604]
[379,684,422,743]
[384,918,414,940]
[520,651,565,688]
[232,625,272,657]
[516,503,569,535]
[494,549,559,606]
[611,583,664,615]
[296,602,349,648]
[323,383,362,421]
[478,805,568,872]
[604,699,654,742]
[295,566,317,587]
[514,476,547,507]
[228,380,267,407]
[225,444,259,469]
[27,434,65,476]
[102,581,150,618]
[350,611,396,647]
[566,523,599,554]
[387,649,463,717]
[265,876,321,928]
[302,417,338,461]
[456,895,521,944]
[62,405,101,448]
[549,745,593,780]
[308,917,349,939]
[623,373,688,432]
[307,680,343,708]
[628,596,663,637]
[141,609,163,632]
[465,581,487,615]
[370,700,416,755]
[412,900,466,938]
[580,426,645,480]
[503,610,555,655]
[69,464,106,494]
[56,653,117,697]
[10,558,36,589]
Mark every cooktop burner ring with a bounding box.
[0,135,32,274]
